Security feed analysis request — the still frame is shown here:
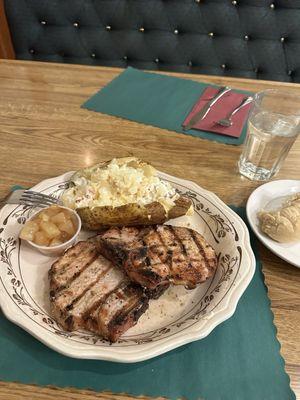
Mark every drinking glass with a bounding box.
[238,89,300,181]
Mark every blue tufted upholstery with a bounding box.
[4,0,300,82]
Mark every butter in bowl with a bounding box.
[258,193,300,243]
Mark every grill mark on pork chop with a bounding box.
[50,242,98,292]
[107,295,149,342]
[143,230,167,270]
[52,255,113,316]
[152,229,172,267]
[190,230,210,268]
[190,230,217,274]
[50,241,90,272]
[132,226,202,288]
[50,242,97,275]
[94,228,173,296]
[63,277,126,331]
[86,282,149,342]
[168,226,188,256]
[125,248,165,289]
[49,241,153,341]
[96,225,217,290]
[169,227,206,287]
[82,280,125,318]
[125,238,170,288]
[144,230,172,285]
[153,226,180,274]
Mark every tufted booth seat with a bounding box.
[4,0,300,83]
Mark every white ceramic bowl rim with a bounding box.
[25,205,81,251]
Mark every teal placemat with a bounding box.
[82,67,252,145]
[0,208,295,400]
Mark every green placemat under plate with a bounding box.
[0,207,295,400]
[82,67,252,145]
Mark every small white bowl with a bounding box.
[22,206,81,257]
[246,179,300,268]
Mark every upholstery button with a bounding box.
[139,27,145,32]
[123,55,128,61]
[73,22,79,28]
[270,3,275,9]
[174,29,179,35]
[221,64,226,69]
[244,35,249,41]
[188,61,193,67]
[91,53,96,58]
[154,58,160,63]
[288,70,293,76]
[280,37,285,43]
[232,0,237,5]
[29,49,35,54]
[106,25,111,31]
[208,32,214,38]
[40,20,47,25]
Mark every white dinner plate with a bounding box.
[0,171,255,362]
[246,179,300,268]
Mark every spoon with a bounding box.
[217,96,253,127]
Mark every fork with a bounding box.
[216,96,253,127]
[4,189,61,207]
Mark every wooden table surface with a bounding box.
[0,60,299,400]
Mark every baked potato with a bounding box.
[62,157,193,230]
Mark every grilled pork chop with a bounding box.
[95,225,217,290]
[49,241,149,342]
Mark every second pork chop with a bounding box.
[96,225,218,290]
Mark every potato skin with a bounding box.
[77,196,192,231]
[168,196,192,219]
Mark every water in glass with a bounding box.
[238,90,300,181]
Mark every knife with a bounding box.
[183,86,231,131]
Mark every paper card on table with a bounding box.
[183,87,252,138]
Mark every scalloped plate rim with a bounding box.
[0,171,255,362]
